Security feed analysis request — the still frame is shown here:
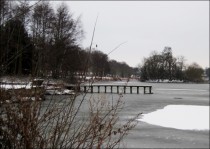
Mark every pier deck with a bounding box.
[66,84,153,94]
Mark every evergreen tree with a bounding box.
[0,19,33,75]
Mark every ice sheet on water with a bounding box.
[156,88,208,92]
[137,105,209,130]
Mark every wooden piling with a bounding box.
[84,86,86,93]
[98,86,100,93]
[149,86,152,94]
[91,86,93,93]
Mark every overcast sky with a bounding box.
[52,1,209,68]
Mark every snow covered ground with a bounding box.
[45,89,75,95]
[0,81,74,95]
[137,105,209,130]
[0,82,33,89]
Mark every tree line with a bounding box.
[0,1,136,81]
[139,47,205,82]
[81,49,138,79]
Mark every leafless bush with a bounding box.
[0,80,141,148]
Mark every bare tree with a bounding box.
[162,47,173,81]
[0,0,9,26]
[91,50,110,78]
[12,1,31,27]
[30,2,55,76]
[185,63,204,82]
[0,0,10,75]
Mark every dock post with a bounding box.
[84,86,86,93]
[105,86,107,93]
[124,86,126,94]
[98,86,100,93]
[117,86,119,94]
[137,87,139,94]
[149,86,152,94]
[144,87,146,94]
[130,86,132,94]
[111,86,113,93]
[91,86,93,93]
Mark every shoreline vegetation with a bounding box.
[0,75,209,86]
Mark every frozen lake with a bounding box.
[44,81,209,148]
[87,81,209,148]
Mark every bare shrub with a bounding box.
[0,81,140,148]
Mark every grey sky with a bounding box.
[53,1,209,68]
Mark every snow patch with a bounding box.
[0,82,33,89]
[137,105,209,131]
[45,89,75,95]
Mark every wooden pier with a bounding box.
[66,84,153,94]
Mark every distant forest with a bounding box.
[0,1,137,80]
[140,47,208,82]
